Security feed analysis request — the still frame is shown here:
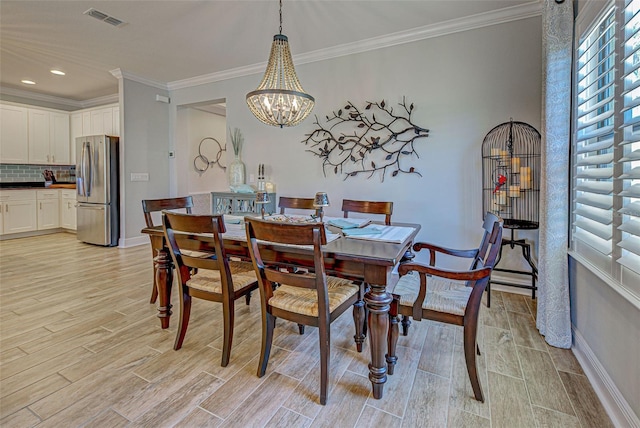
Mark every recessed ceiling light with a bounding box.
[50,69,66,76]
[21,79,36,85]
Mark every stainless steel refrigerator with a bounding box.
[76,135,119,246]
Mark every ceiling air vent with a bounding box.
[83,8,127,27]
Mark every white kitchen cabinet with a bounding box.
[0,190,37,235]
[82,112,91,135]
[70,113,83,165]
[37,189,60,230]
[60,189,77,230]
[90,109,103,135]
[28,108,51,164]
[0,104,29,163]
[28,108,70,165]
[90,107,117,136]
[1,102,70,165]
[50,112,70,164]
[74,105,119,135]
[102,108,114,136]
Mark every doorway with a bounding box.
[175,99,227,213]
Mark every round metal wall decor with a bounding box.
[193,137,226,175]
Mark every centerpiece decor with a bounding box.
[313,192,330,222]
[301,97,429,182]
[227,127,246,187]
[255,191,271,219]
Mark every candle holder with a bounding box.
[313,192,330,222]
[255,191,270,219]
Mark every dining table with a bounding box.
[141,217,420,400]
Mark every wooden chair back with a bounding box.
[141,196,194,304]
[142,196,193,227]
[473,212,503,271]
[245,218,328,302]
[341,199,393,225]
[162,211,228,274]
[278,196,320,217]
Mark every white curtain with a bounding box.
[537,0,573,349]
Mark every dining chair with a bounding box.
[387,212,503,402]
[341,199,393,225]
[340,198,394,338]
[277,196,322,292]
[162,211,259,367]
[245,217,364,405]
[142,196,194,303]
[278,196,320,217]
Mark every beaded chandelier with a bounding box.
[246,0,314,128]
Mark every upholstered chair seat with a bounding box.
[187,262,257,293]
[394,274,470,316]
[269,278,359,316]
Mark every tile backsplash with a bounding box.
[0,164,75,182]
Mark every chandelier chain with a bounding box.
[279,0,282,34]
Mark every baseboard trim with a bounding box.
[119,235,149,248]
[489,271,536,297]
[0,228,74,240]
[572,326,640,428]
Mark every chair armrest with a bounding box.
[412,242,480,266]
[396,263,492,321]
[398,262,492,282]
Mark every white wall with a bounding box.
[569,257,640,423]
[176,107,228,195]
[170,16,542,265]
[120,78,171,243]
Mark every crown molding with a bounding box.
[0,86,118,110]
[167,63,264,90]
[3,2,543,105]
[293,0,543,67]
[80,93,120,108]
[110,68,168,91]
[168,0,542,90]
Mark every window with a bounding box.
[572,0,640,295]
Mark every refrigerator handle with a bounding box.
[85,142,93,197]
[78,142,86,197]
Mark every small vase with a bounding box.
[228,154,246,187]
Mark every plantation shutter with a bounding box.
[617,0,640,274]
[574,8,617,256]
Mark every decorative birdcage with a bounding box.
[481,119,541,304]
[482,120,541,228]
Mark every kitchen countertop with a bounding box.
[49,183,76,189]
[0,182,76,190]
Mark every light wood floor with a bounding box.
[0,233,613,427]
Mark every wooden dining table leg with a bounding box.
[154,247,173,329]
[364,279,392,399]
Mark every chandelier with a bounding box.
[246,0,315,128]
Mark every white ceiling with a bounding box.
[0,1,536,105]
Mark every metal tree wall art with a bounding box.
[301,97,429,181]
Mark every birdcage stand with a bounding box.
[488,227,538,307]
